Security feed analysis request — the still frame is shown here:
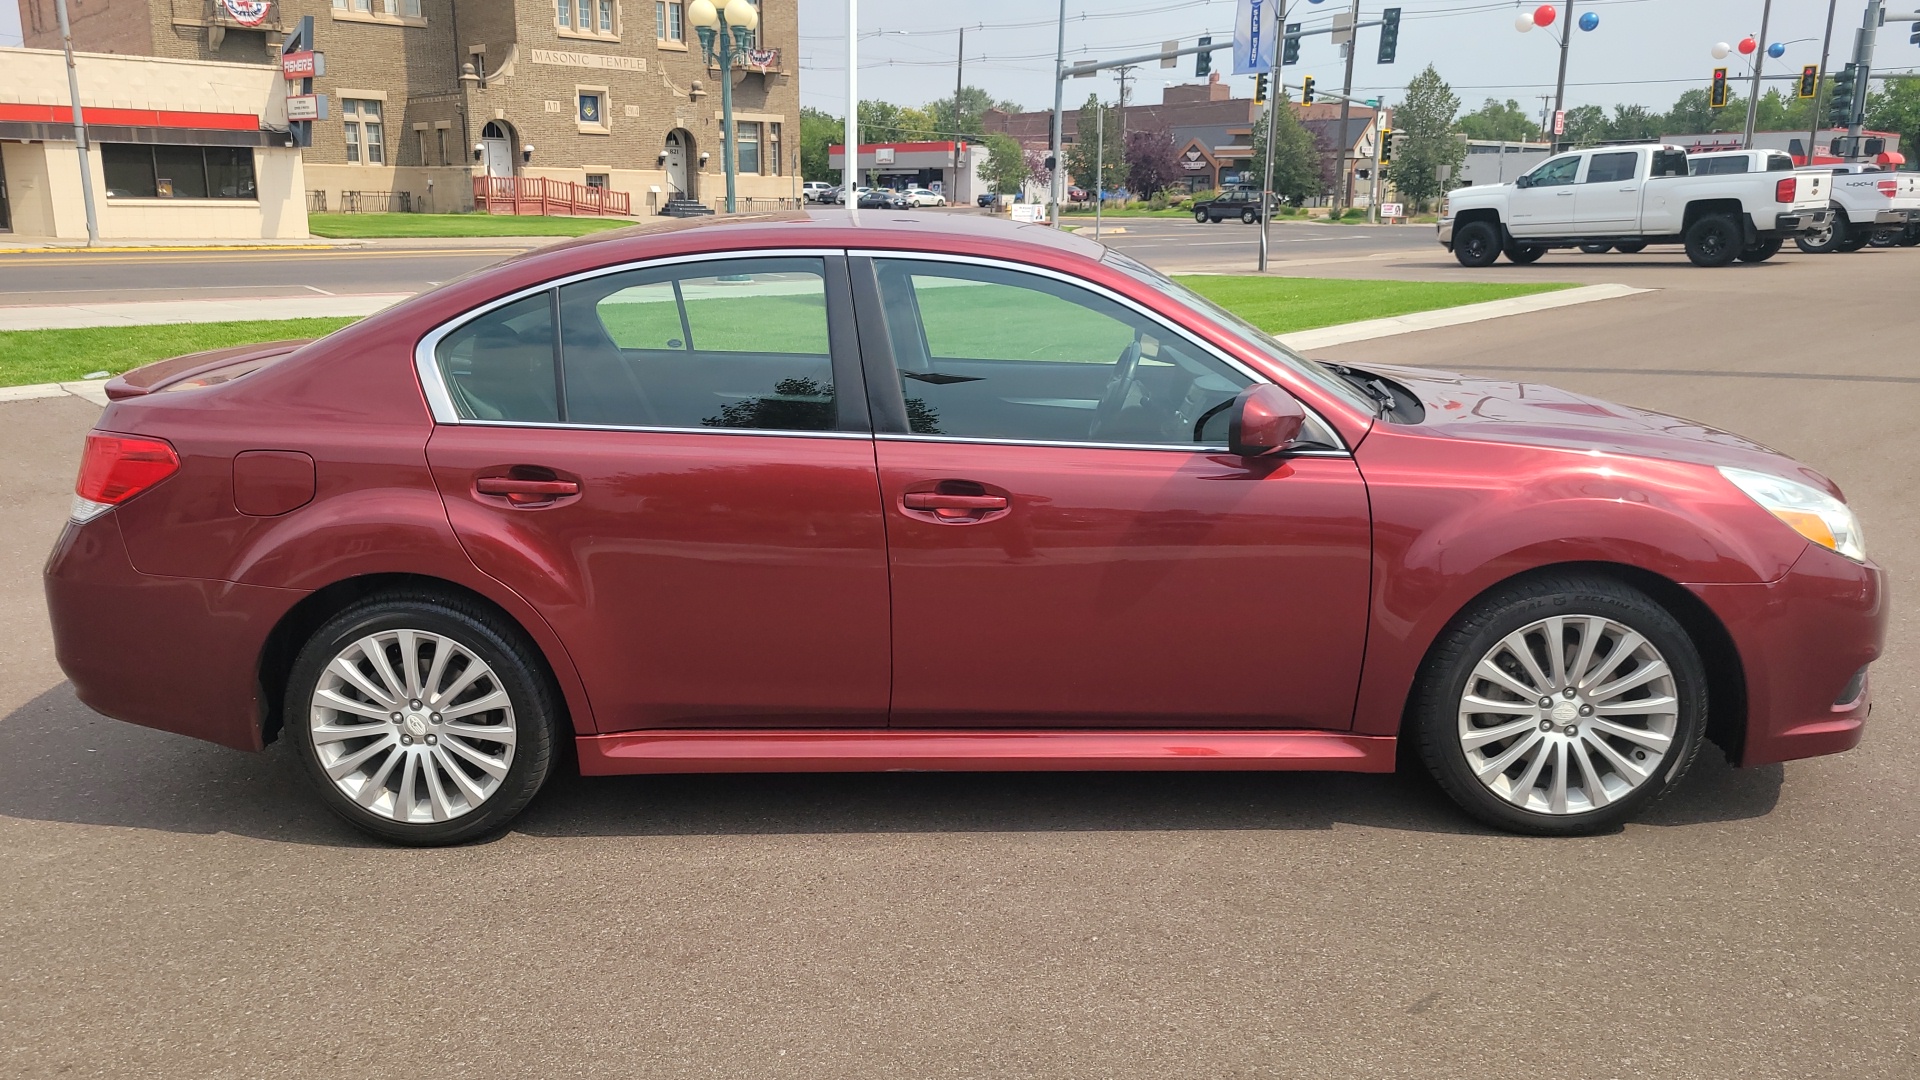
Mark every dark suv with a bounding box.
[1193,189,1276,224]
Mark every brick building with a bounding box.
[17,0,801,215]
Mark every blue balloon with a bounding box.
[1578,11,1599,31]
[1767,41,1786,58]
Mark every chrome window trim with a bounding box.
[442,418,870,441]
[849,248,1350,455]
[413,247,846,431]
[875,433,1351,457]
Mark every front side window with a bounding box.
[1584,151,1638,184]
[437,294,560,423]
[872,259,1257,447]
[1527,155,1581,187]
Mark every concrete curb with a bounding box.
[0,293,415,332]
[1276,283,1651,352]
[0,380,112,406]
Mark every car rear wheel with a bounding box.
[1578,243,1613,254]
[1453,221,1501,267]
[1795,212,1844,254]
[1684,214,1741,267]
[1736,237,1784,263]
[1836,232,1871,252]
[287,593,558,846]
[1414,575,1707,836]
[1504,242,1547,264]
[1613,241,1648,254]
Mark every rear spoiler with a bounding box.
[104,340,312,401]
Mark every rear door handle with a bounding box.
[902,493,1007,511]
[476,476,580,505]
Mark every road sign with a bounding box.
[1331,11,1354,46]
[1553,110,1566,135]
[1161,41,1179,68]
[285,94,323,121]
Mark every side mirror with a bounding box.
[1515,175,1533,189]
[1228,384,1306,457]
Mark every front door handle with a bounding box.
[901,491,1008,522]
[476,476,580,506]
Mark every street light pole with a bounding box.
[1742,0,1774,148]
[1809,0,1839,165]
[1336,0,1359,210]
[846,0,858,198]
[690,0,760,213]
[1551,1,1575,153]
[1049,0,1067,228]
[54,0,99,246]
[1259,1,1290,272]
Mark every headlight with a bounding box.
[1718,466,1866,562]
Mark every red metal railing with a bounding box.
[472,177,632,217]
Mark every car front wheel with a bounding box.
[1414,575,1707,836]
[1453,220,1501,267]
[1242,209,1259,224]
[287,593,559,846]
[1194,209,1209,223]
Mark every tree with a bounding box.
[1123,129,1180,195]
[1390,65,1466,208]
[1456,98,1538,142]
[799,107,841,182]
[1244,94,1324,205]
[929,86,1026,141]
[1661,87,1742,135]
[1024,146,1052,190]
[982,133,1029,195]
[1065,94,1123,193]
[1608,104,1662,142]
[1562,104,1608,147]
[1866,78,1920,162]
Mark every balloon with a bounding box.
[1738,37,1757,55]
[1579,11,1599,31]
[1711,42,1732,60]
[1533,4,1557,28]
[1515,13,1535,32]
[1767,41,1785,58]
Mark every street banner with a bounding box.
[1233,0,1280,75]
[221,0,271,26]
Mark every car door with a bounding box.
[1507,153,1582,236]
[1577,149,1644,235]
[421,254,892,732]
[854,254,1372,731]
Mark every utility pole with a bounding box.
[952,26,965,183]
[845,0,858,200]
[1114,64,1135,194]
[54,0,99,246]
[1742,0,1774,148]
[1049,0,1066,227]
[1336,0,1359,210]
[1259,2,1292,272]
[1808,0,1839,164]
[1551,0,1575,153]
[1094,100,1104,239]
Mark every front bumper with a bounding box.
[1436,217,1455,246]
[1688,544,1888,768]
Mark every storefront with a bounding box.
[0,47,307,240]
[827,142,986,203]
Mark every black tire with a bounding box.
[1898,225,1920,247]
[1194,209,1210,224]
[1413,574,1709,836]
[1795,211,1845,254]
[1736,237,1784,263]
[1578,243,1613,254]
[1837,232,1871,252]
[1684,214,1741,267]
[286,591,560,846]
[1504,242,1547,264]
[1241,208,1258,224]
[1868,231,1898,248]
[1613,241,1648,254]
[1453,220,1501,267]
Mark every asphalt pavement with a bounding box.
[0,234,1915,1078]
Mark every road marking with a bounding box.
[303,285,336,296]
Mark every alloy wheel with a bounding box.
[308,629,518,824]
[1456,615,1678,816]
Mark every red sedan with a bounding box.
[44,213,1885,845]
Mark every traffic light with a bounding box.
[1377,7,1401,65]
[1196,36,1212,77]
[1709,67,1729,109]
[1798,65,1819,99]
[1283,22,1301,66]
[1254,72,1268,105]
[1302,75,1315,105]
[1379,127,1393,165]
[1829,63,1859,127]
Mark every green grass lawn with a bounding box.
[308,213,638,239]
[0,276,1574,388]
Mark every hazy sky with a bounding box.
[797,0,1920,119]
[1,3,20,48]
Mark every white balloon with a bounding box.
[1515,13,1535,31]
[1711,42,1731,60]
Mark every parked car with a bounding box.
[902,187,947,207]
[1067,185,1089,202]
[802,181,834,203]
[857,188,909,209]
[1439,144,1832,267]
[977,192,1000,208]
[1792,162,1920,253]
[1192,188,1277,224]
[46,214,1884,845]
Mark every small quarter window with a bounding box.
[436,294,560,423]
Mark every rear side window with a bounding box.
[1690,156,1750,176]
[436,293,560,423]
[1584,152,1638,184]
[1766,153,1794,172]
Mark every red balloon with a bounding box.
[1738,36,1758,54]
[1533,4,1557,27]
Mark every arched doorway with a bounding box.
[664,129,695,200]
[481,121,516,178]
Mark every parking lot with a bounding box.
[1,239,1914,1078]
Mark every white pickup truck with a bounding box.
[1438,144,1831,267]
[1792,163,1920,253]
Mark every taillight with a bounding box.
[1775,176,1796,203]
[71,432,179,523]
[1877,179,1898,197]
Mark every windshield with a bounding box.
[1100,250,1377,414]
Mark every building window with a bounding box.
[768,121,781,175]
[101,144,256,200]
[436,128,448,165]
[599,0,614,32]
[657,0,682,41]
[579,93,603,125]
[343,99,384,165]
[557,0,573,28]
[585,173,609,188]
[737,121,760,174]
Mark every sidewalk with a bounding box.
[0,235,571,254]
[0,293,415,331]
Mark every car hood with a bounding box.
[1445,182,1509,203]
[1361,363,1843,496]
